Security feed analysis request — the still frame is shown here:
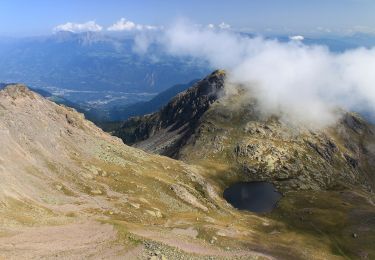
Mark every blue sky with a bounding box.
[0,0,374,36]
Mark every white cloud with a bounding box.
[53,21,102,33]
[107,18,158,31]
[135,21,375,128]
[207,24,215,29]
[289,35,304,41]
[206,22,231,30]
[218,22,231,30]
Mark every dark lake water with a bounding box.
[223,181,282,213]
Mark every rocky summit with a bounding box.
[1,80,375,259]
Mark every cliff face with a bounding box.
[114,70,226,157]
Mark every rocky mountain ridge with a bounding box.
[115,70,375,192]
[114,70,226,157]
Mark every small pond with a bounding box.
[223,181,282,213]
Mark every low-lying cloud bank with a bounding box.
[136,21,375,128]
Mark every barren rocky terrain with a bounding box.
[0,81,374,259]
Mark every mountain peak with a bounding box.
[114,70,227,156]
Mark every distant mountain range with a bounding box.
[0,31,209,95]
